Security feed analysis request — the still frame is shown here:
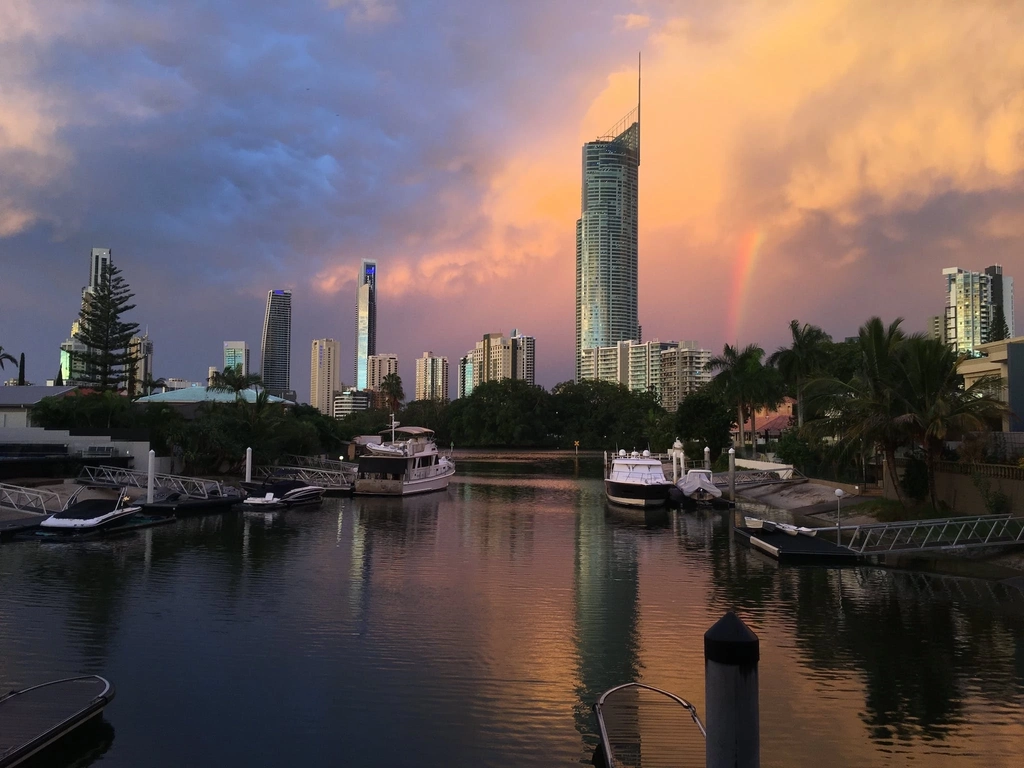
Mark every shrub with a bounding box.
[900,457,929,502]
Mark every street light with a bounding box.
[835,488,845,546]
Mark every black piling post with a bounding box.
[705,611,760,768]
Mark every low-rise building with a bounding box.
[958,335,1024,432]
[333,389,372,418]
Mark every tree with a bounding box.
[768,320,831,427]
[17,353,25,386]
[0,346,15,371]
[379,373,405,413]
[806,317,912,503]
[674,388,736,462]
[897,337,1006,508]
[54,366,64,387]
[989,304,1010,342]
[208,367,263,398]
[73,262,140,391]
[706,343,774,457]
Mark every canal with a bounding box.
[1,454,1023,767]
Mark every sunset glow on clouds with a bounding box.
[1,0,1022,395]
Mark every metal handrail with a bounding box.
[0,482,65,515]
[840,513,1024,554]
[77,465,224,500]
[593,682,706,768]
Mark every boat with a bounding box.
[353,422,455,496]
[39,489,140,533]
[604,450,674,507]
[675,469,729,509]
[240,479,326,510]
[0,675,115,768]
[142,484,246,516]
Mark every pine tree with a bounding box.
[54,366,64,387]
[989,305,1010,342]
[73,262,140,392]
[17,353,25,386]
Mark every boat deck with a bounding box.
[734,526,862,562]
[593,683,706,768]
[0,675,114,768]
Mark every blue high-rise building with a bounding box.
[575,74,640,382]
[354,260,377,390]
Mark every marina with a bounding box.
[0,455,1022,767]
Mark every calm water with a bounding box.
[2,454,1024,767]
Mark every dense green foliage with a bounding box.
[673,388,735,461]
[74,262,140,391]
[989,304,1009,342]
[706,343,783,457]
[380,373,405,413]
[768,320,830,427]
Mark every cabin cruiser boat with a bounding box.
[39,489,140,533]
[240,479,326,510]
[604,450,674,507]
[354,423,455,496]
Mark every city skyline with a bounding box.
[2,2,1023,400]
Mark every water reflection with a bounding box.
[0,461,1021,767]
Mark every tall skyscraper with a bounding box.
[660,342,712,411]
[943,265,1016,354]
[415,352,449,401]
[458,355,475,399]
[310,339,341,415]
[354,260,377,390]
[88,248,111,294]
[224,341,250,375]
[575,71,640,381]
[260,289,292,398]
[366,353,398,392]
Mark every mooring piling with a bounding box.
[705,611,760,768]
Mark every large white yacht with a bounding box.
[604,450,674,507]
[354,423,455,496]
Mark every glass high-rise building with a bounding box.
[260,289,292,397]
[224,341,250,375]
[354,259,377,390]
[575,92,640,381]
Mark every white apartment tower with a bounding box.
[310,339,341,415]
[367,353,398,392]
[224,341,250,375]
[943,265,1016,355]
[414,352,449,401]
[456,330,536,396]
[579,338,712,410]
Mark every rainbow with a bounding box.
[726,229,765,344]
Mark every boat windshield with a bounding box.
[55,499,123,519]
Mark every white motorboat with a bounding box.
[354,421,455,496]
[604,450,674,508]
[676,468,724,507]
[241,480,326,510]
[40,489,140,532]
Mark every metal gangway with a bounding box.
[77,465,226,500]
[593,683,706,767]
[254,464,354,492]
[841,513,1024,555]
[280,454,357,474]
[0,482,64,516]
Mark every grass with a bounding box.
[856,498,957,523]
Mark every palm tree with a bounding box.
[768,320,831,427]
[380,373,405,413]
[141,376,167,397]
[806,317,910,503]
[897,337,1006,508]
[208,367,263,399]
[0,346,16,371]
[706,343,766,457]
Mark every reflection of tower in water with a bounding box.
[573,493,642,752]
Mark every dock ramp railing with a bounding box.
[594,683,706,768]
[0,482,64,515]
[842,513,1024,554]
[255,464,355,489]
[77,465,226,500]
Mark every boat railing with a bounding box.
[594,682,706,767]
[609,469,669,484]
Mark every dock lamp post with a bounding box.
[835,488,845,546]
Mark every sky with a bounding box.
[1,0,1022,401]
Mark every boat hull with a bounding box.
[604,480,672,508]
[354,468,455,496]
[39,508,140,533]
